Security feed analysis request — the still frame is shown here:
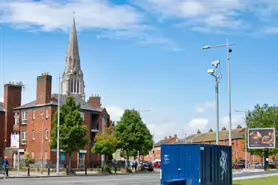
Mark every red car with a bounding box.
[153,161,161,168]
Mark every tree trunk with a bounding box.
[68,152,72,174]
[126,150,129,171]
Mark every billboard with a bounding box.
[248,128,276,149]
[10,133,19,149]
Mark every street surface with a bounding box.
[1,170,278,184]
[1,173,159,185]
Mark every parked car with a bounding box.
[142,161,154,171]
[153,161,161,168]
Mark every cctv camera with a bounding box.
[229,48,232,53]
[207,69,214,75]
[211,60,220,67]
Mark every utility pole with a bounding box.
[57,73,61,176]
[202,41,236,146]
[208,60,221,144]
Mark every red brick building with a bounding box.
[0,18,110,169]
[144,135,178,162]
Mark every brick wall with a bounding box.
[4,83,22,147]
[0,111,5,158]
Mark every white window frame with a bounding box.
[81,112,84,120]
[22,111,28,124]
[14,112,20,125]
[45,108,49,119]
[32,110,36,120]
[21,131,27,145]
[45,129,49,140]
[32,130,35,140]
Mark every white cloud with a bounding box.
[221,115,246,129]
[264,27,278,34]
[186,118,209,134]
[195,101,215,114]
[0,97,3,102]
[0,0,180,50]
[133,0,278,33]
[106,106,124,122]
[0,0,143,31]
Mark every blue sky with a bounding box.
[0,0,278,141]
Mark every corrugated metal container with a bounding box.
[161,144,232,185]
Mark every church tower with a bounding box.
[61,17,85,99]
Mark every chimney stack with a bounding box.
[88,94,101,108]
[36,72,52,105]
[4,82,22,147]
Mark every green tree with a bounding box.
[237,125,242,129]
[245,104,278,157]
[115,109,146,169]
[138,123,154,161]
[92,125,119,162]
[51,96,90,172]
[24,152,35,167]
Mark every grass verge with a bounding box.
[234,176,278,185]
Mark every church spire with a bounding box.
[62,16,85,100]
[68,16,79,60]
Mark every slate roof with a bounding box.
[154,137,177,147]
[0,102,4,112]
[15,94,104,113]
[179,128,245,143]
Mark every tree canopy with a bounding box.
[115,109,153,167]
[92,125,119,157]
[245,104,278,157]
[50,96,90,170]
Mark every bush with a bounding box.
[104,164,112,174]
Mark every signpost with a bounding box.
[248,128,276,171]
[11,132,20,176]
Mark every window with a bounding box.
[81,112,84,120]
[22,112,28,124]
[14,112,20,124]
[21,131,27,144]
[32,130,35,140]
[46,129,49,140]
[45,108,49,119]
[32,110,36,120]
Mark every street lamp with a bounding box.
[56,73,62,176]
[202,40,236,146]
[207,60,221,145]
[235,109,248,169]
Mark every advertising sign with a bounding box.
[248,128,276,149]
[10,133,19,149]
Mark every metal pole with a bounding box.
[227,39,232,146]
[41,114,44,174]
[57,73,61,176]
[215,66,220,145]
[245,111,248,169]
[17,131,20,176]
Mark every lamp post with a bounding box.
[207,60,221,145]
[202,40,236,146]
[56,73,62,176]
[235,109,248,169]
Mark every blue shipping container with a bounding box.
[161,144,232,185]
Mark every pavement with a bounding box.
[1,169,278,184]
[0,172,159,185]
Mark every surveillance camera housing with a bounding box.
[211,60,220,67]
[207,69,214,75]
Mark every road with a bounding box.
[0,173,160,185]
[1,171,278,185]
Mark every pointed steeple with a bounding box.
[67,17,79,60]
[62,16,85,100]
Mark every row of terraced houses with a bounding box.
[145,127,271,165]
